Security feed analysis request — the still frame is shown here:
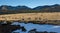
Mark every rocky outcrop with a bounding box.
[28,29,57,33]
[0,22,26,33]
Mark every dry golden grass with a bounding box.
[0,12,60,21]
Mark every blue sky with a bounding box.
[0,0,60,8]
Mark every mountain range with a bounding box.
[0,4,60,14]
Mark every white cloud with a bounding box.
[52,26,60,28]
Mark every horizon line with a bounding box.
[0,4,60,8]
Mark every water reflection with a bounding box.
[12,22,60,33]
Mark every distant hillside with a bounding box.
[0,4,60,14]
[33,4,60,12]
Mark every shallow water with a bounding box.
[11,22,60,33]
